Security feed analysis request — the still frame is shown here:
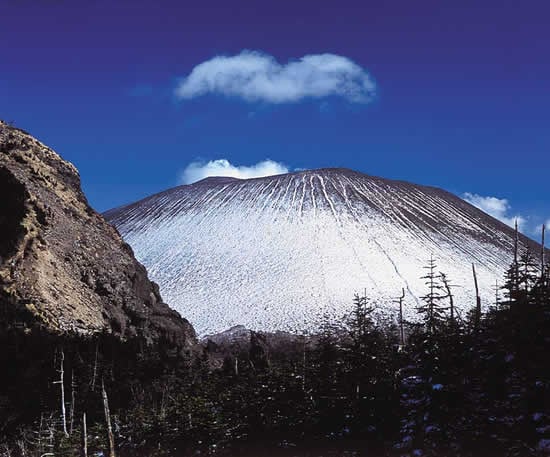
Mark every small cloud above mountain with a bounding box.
[463,192,526,230]
[175,50,375,104]
[181,159,290,184]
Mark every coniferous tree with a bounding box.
[417,256,447,334]
[311,313,346,437]
[518,249,539,298]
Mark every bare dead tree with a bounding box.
[101,378,116,457]
[512,219,520,293]
[90,343,99,392]
[69,370,76,435]
[16,440,25,457]
[399,287,405,346]
[81,412,88,457]
[494,279,500,308]
[541,224,546,277]
[53,349,69,437]
[303,334,308,392]
[159,386,167,420]
[47,415,55,454]
[440,272,455,327]
[472,264,482,333]
[36,413,44,456]
[393,288,406,347]
[514,219,519,264]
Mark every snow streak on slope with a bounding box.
[105,169,543,336]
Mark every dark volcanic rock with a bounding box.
[0,120,196,351]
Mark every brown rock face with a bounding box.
[0,120,196,351]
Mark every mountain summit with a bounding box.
[105,168,543,335]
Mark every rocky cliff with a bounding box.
[0,120,196,351]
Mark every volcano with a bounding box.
[105,168,542,335]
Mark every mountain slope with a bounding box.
[105,168,544,336]
[0,120,196,350]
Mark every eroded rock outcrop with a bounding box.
[0,120,196,352]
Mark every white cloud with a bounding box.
[181,159,289,184]
[463,194,549,238]
[463,193,526,230]
[175,50,376,104]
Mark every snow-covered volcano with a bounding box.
[105,168,542,336]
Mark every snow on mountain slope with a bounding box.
[105,168,543,336]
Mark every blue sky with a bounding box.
[1,0,549,234]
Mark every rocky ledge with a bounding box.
[0,120,196,353]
